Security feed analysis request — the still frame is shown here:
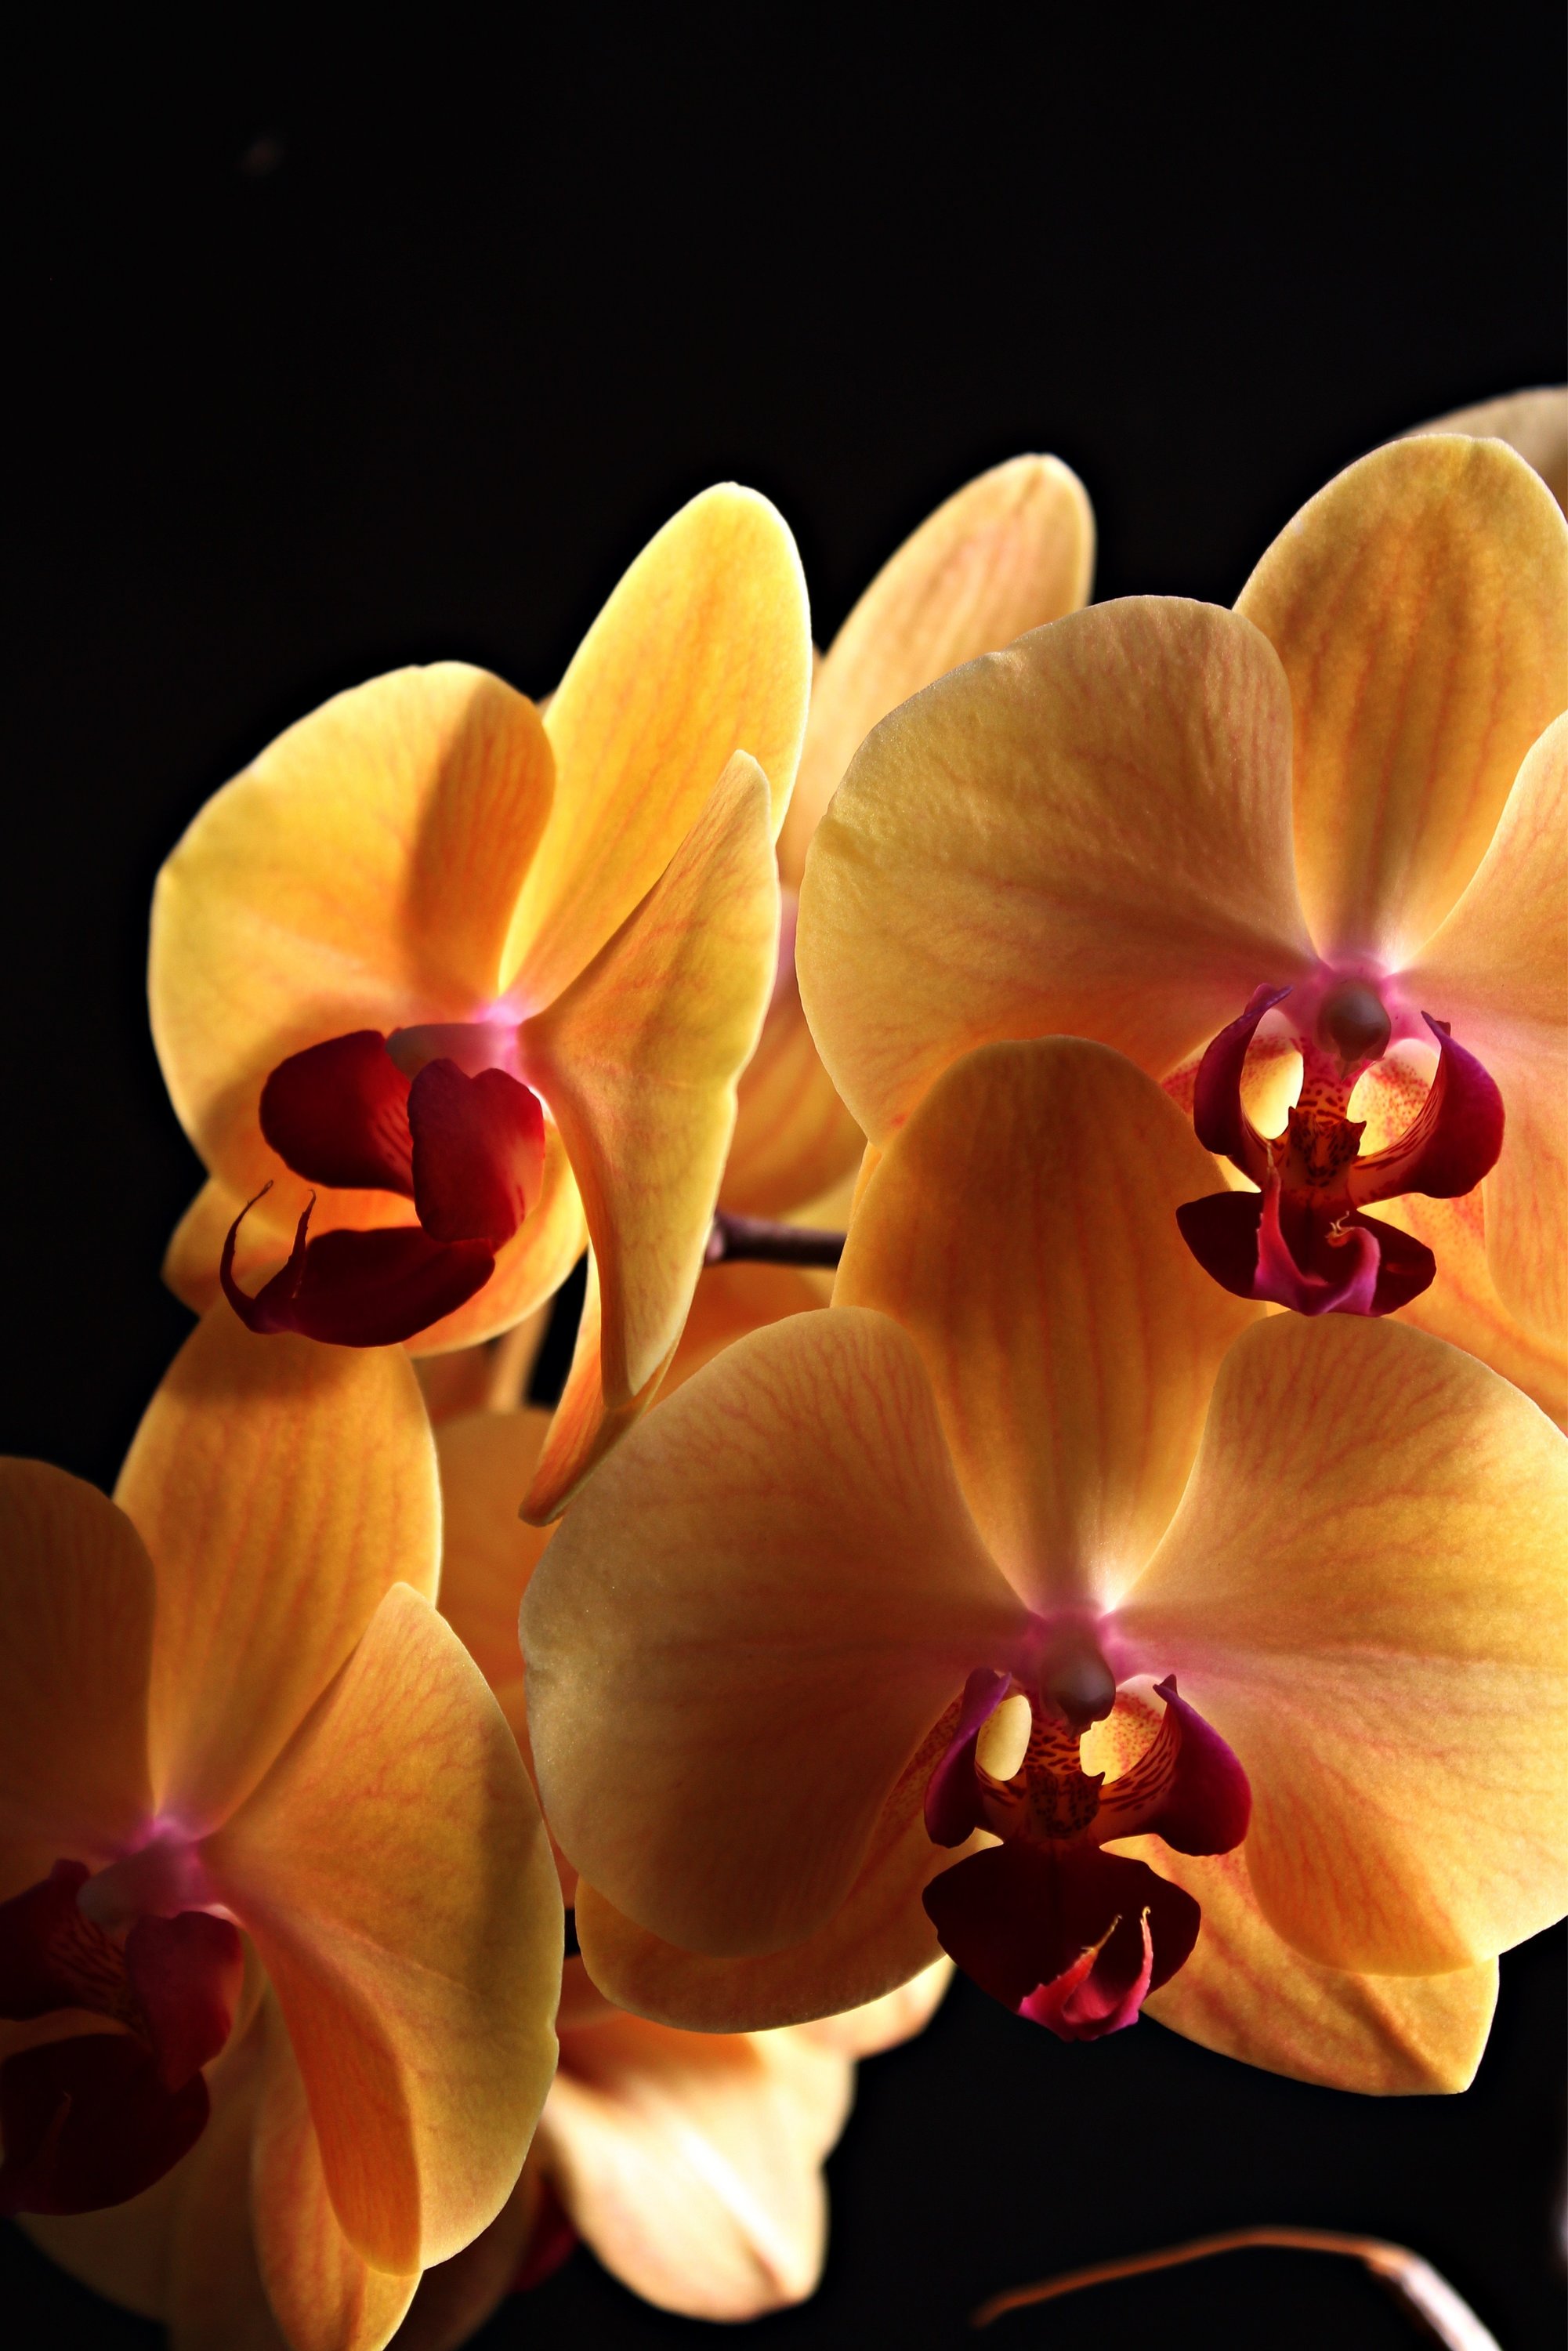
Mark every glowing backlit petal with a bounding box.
[251,2019,418,2351]
[503,486,810,1009]
[0,1464,154,1886]
[520,1253,675,1527]
[777,454,1095,886]
[1141,1845,1498,2096]
[435,1408,554,1693]
[523,1309,1027,1959]
[720,966,864,1217]
[661,1259,826,1397]
[836,1041,1258,1611]
[574,1726,970,2033]
[791,1957,953,2059]
[1408,714,1568,1342]
[1117,1315,1568,1974]
[540,2013,845,2320]
[1237,436,1568,964]
[797,598,1315,1142]
[205,1588,562,2273]
[114,1308,440,1833]
[150,666,554,1202]
[1406,385,1568,513]
[1376,1191,1568,1428]
[524,753,780,1401]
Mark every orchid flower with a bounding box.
[520,455,1094,1520]
[424,1404,950,2320]
[520,1040,1566,2091]
[5,1307,562,2351]
[152,485,811,1509]
[795,436,1568,1416]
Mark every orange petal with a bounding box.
[523,752,780,1401]
[522,1307,1026,1958]
[251,2013,418,2351]
[435,1407,556,1692]
[540,2010,847,2320]
[837,1041,1258,1611]
[1404,385,1568,513]
[1349,1057,1567,1424]
[797,598,1314,1143]
[0,1462,154,1883]
[502,486,810,1009]
[413,1302,551,1425]
[1117,1314,1568,1975]
[777,454,1095,886]
[520,1252,675,1525]
[204,1586,562,2272]
[150,665,554,1201]
[1408,714,1568,1345]
[574,1724,967,2032]
[791,1957,952,2059]
[661,1258,826,1396]
[1143,1845,1497,2095]
[115,1306,440,1832]
[1085,1690,1497,2092]
[719,958,864,1217]
[1237,436,1568,964]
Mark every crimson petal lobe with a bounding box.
[221,1195,494,1346]
[1191,984,1294,1182]
[1350,1016,1505,1205]
[0,2032,209,2215]
[123,1913,244,2090]
[259,1032,415,1194]
[407,1059,546,1247]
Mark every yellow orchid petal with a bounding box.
[777,454,1094,887]
[661,1258,826,1396]
[151,665,554,1201]
[837,1041,1258,1611]
[1406,385,1568,512]
[791,1957,953,2059]
[114,1306,440,1832]
[1142,1845,1497,2096]
[797,598,1315,1143]
[435,1407,554,1692]
[1117,1315,1568,1975]
[0,1462,153,1884]
[520,1252,674,1526]
[1085,1692,1497,2092]
[574,1749,963,2033]
[503,486,810,1009]
[1237,436,1568,964]
[252,2018,418,2351]
[205,1585,562,2274]
[1408,714,1567,1345]
[523,752,780,1402]
[540,2012,846,2320]
[523,1307,1026,1960]
[719,962,864,1217]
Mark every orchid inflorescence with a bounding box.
[5,388,1566,2351]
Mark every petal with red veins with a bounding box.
[259,1033,415,1197]
[407,1061,545,1247]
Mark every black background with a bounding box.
[4,10,1564,2346]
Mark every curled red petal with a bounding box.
[259,1031,415,1195]
[1095,1679,1251,1855]
[0,1863,136,2030]
[0,2031,209,2215]
[221,1191,494,1346]
[922,1842,1199,2041]
[1176,1190,1435,1318]
[407,1059,547,1248]
[1191,984,1295,1185]
[1350,1016,1505,1206]
[124,1913,244,2091]
[923,1668,1010,1848]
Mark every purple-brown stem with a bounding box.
[704,1212,846,1270]
[971,2226,1501,2349]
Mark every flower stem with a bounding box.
[704,1212,845,1270]
[970,2226,1501,2350]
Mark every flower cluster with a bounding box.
[9,390,1567,2349]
